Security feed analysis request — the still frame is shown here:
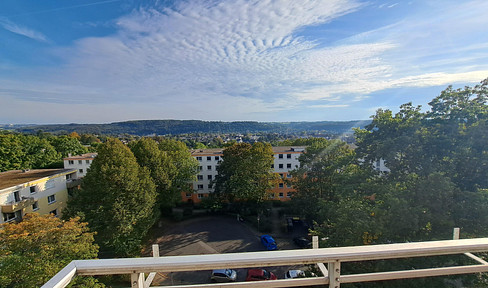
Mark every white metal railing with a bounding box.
[42,232,488,288]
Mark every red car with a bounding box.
[246,269,277,281]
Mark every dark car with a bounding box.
[210,269,237,282]
[246,269,277,281]
[261,234,277,250]
[293,236,312,248]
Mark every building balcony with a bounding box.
[1,196,35,213]
[43,232,488,288]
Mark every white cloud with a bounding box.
[0,18,48,42]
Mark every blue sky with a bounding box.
[1,0,487,124]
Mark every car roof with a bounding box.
[247,269,264,276]
[212,269,229,274]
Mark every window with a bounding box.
[208,184,213,189]
[199,166,203,171]
[271,164,274,168]
[3,212,16,222]
[215,156,220,161]
[287,154,292,159]
[279,183,284,188]
[197,175,203,180]
[197,194,204,198]
[279,192,284,198]
[13,191,20,202]
[287,174,292,178]
[287,163,292,169]
[66,174,72,180]
[186,193,192,198]
[48,194,56,204]
[79,169,84,173]
[207,165,212,170]
[78,160,82,164]
[287,192,292,198]
[32,201,39,211]
[279,154,283,159]
[196,156,202,161]
[50,209,58,216]
[207,156,211,161]
[86,160,90,164]
[207,175,212,180]
[197,184,204,190]
[68,160,74,165]
[279,164,283,169]
[279,173,284,178]
[287,184,292,188]
[30,186,36,194]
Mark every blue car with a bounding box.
[261,235,277,250]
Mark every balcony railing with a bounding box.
[43,230,488,288]
[1,196,35,213]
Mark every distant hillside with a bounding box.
[13,120,371,136]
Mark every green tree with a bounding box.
[0,133,25,171]
[214,142,277,203]
[129,138,173,211]
[22,135,61,169]
[49,135,88,158]
[158,139,198,203]
[0,213,102,288]
[64,138,157,257]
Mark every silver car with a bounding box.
[211,269,237,282]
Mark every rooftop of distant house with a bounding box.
[63,153,98,161]
[191,146,306,156]
[0,169,75,190]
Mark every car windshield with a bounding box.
[224,269,232,277]
[262,270,270,278]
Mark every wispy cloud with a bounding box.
[0,18,48,42]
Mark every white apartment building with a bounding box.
[63,153,97,179]
[184,146,305,203]
[0,169,76,224]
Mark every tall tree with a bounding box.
[49,135,88,158]
[214,142,277,203]
[0,133,25,171]
[129,138,173,211]
[0,213,101,287]
[158,139,198,202]
[64,138,157,257]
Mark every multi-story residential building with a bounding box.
[0,168,77,224]
[184,146,305,203]
[63,153,97,179]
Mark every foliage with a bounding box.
[0,213,101,288]
[49,135,88,158]
[214,142,278,203]
[63,138,157,257]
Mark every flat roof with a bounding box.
[63,153,98,161]
[191,146,306,156]
[0,169,75,190]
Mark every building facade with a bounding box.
[0,169,76,224]
[63,153,97,179]
[183,146,305,203]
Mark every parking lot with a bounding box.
[147,214,310,285]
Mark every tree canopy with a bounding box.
[63,138,157,257]
[0,213,100,288]
[214,142,277,203]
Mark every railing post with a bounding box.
[328,260,341,288]
[453,228,460,240]
[143,244,160,288]
[131,273,144,288]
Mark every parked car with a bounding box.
[293,236,312,248]
[246,269,277,281]
[210,269,237,282]
[261,234,277,250]
[284,269,306,279]
[284,269,317,279]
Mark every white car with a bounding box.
[211,269,237,282]
[284,269,306,279]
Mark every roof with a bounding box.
[63,153,98,161]
[0,169,75,190]
[191,146,306,156]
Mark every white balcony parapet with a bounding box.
[42,236,488,288]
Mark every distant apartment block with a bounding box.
[184,146,305,203]
[63,153,97,178]
[0,169,76,224]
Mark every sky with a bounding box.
[1,0,488,124]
